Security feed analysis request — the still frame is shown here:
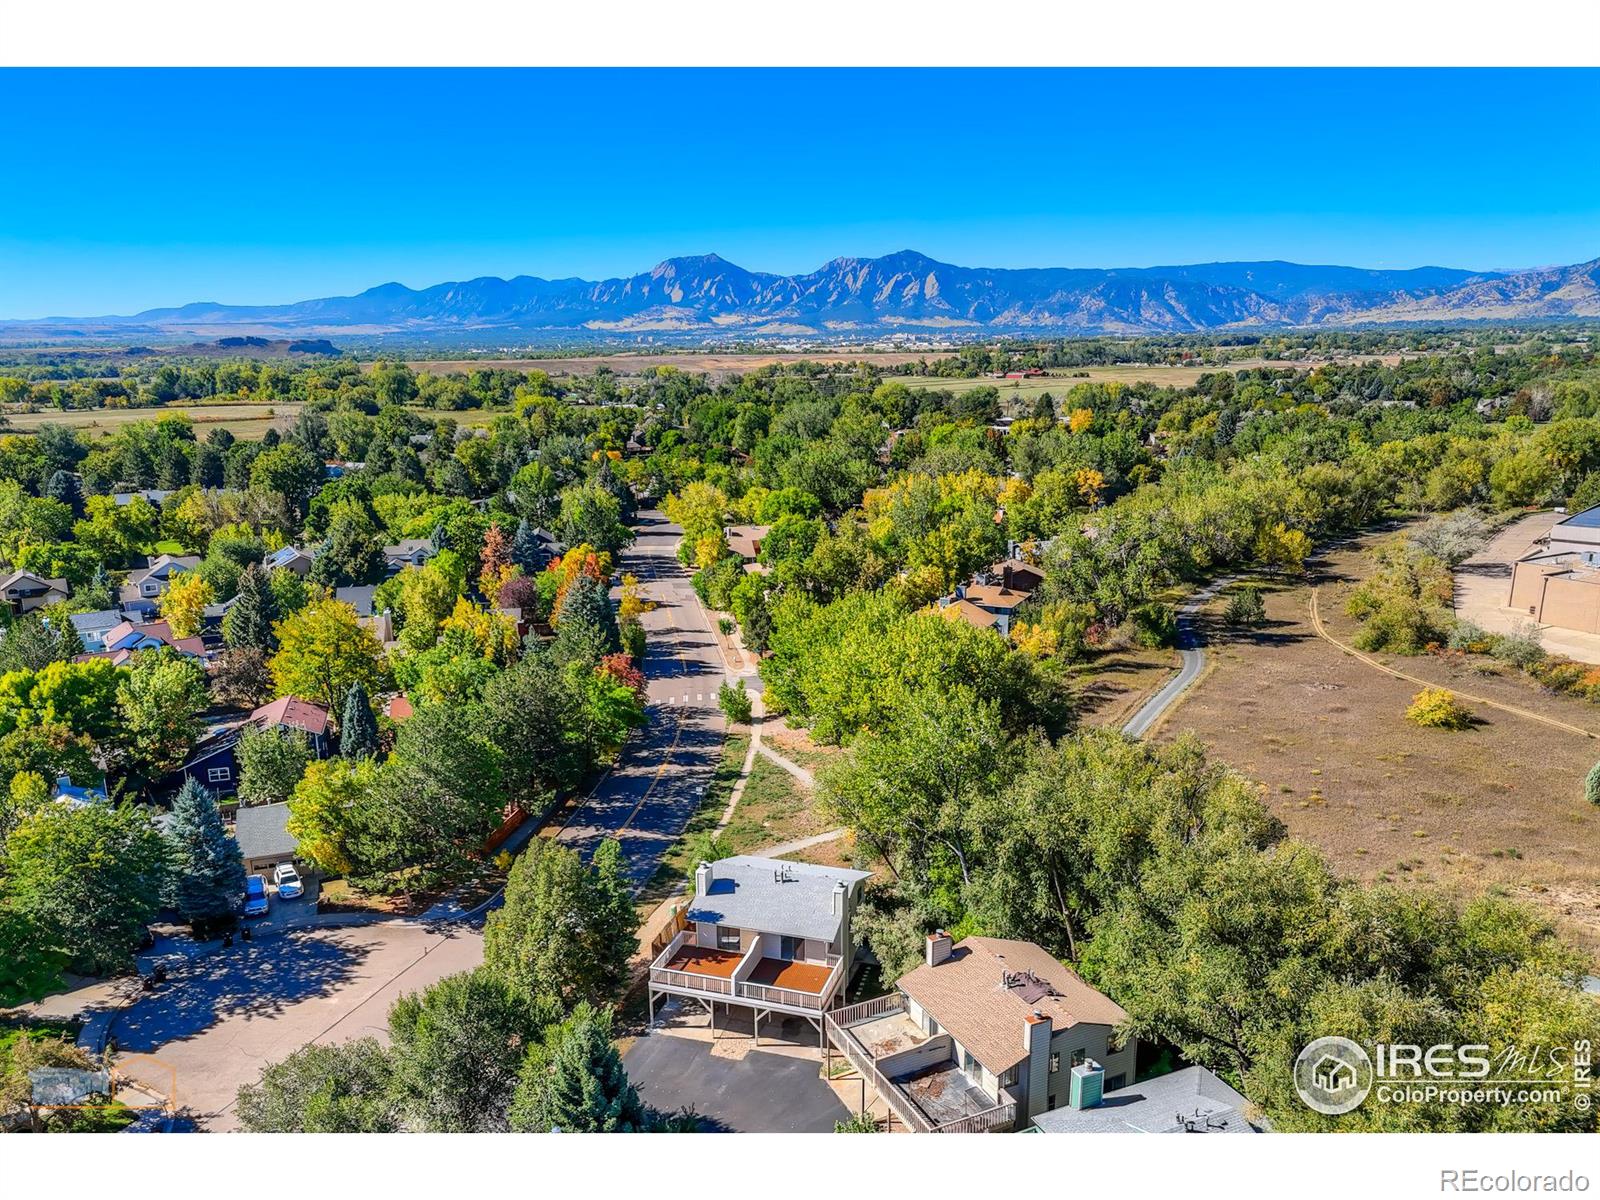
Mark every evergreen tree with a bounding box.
[1029,391,1056,423]
[45,469,83,517]
[164,779,246,926]
[340,682,379,759]
[224,563,280,652]
[508,1003,648,1133]
[553,573,620,655]
[510,518,548,573]
[1586,760,1600,807]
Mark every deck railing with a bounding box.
[736,955,842,1010]
[830,991,906,1027]
[825,1007,934,1133]
[648,930,735,996]
[931,1099,1016,1134]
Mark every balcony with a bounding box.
[650,939,741,996]
[648,931,845,1013]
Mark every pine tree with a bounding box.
[1586,760,1600,807]
[510,519,547,573]
[165,779,246,925]
[340,682,379,759]
[46,469,83,517]
[508,1003,648,1133]
[224,563,280,652]
[553,573,619,654]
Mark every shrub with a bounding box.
[1406,687,1473,730]
[1487,622,1545,670]
[718,679,753,725]
[1224,584,1266,627]
[834,1112,882,1132]
[1351,598,1452,655]
[620,618,646,663]
[1128,602,1178,649]
[717,616,735,636]
[1587,761,1600,807]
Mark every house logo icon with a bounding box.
[1294,1036,1373,1115]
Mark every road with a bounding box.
[1121,578,1233,739]
[555,510,727,888]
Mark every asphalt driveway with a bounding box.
[623,1031,850,1132]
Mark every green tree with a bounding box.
[717,678,753,724]
[508,1002,649,1132]
[234,1038,398,1132]
[116,649,208,783]
[164,778,246,925]
[482,837,639,1011]
[4,802,168,976]
[236,724,311,807]
[222,563,279,652]
[339,682,379,759]
[553,572,620,654]
[387,968,547,1132]
[0,905,68,1005]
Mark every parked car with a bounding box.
[273,862,304,900]
[242,874,269,918]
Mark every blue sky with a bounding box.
[0,68,1596,320]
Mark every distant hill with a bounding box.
[6,251,1599,342]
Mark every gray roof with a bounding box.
[1029,1066,1260,1134]
[335,585,377,617]
[69,608,122,633]
[685,855,871,943]
[234,802,298,862]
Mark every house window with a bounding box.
[1071,1048,1086,1068]
[779,935,803,961]
[1000,1065,1017,1087]
[716,926,741,952]
[206,767,231,783]
[1046,1095,1058,1111]
[1049,1052,1061,1074]
[1106,1074,1126,1092]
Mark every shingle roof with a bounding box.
[897,937,1127,1076]
[1029,1065,1259,1134]
[335,585,377,616]
[723,525,770,560]
[937,598,999,629]
[235,802,298,862]
[962,582,1031,611]
[685,855,871,943]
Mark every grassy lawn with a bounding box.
[721,756,829,854]
[2,399,500,442]
[1158,529,1600,960]
[761,723,842,774]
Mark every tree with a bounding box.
[249,443,324,515]
[508,1002,649,1132]
[478,521,515,605]
[718,679,753,724]
[116,649,208,783]
[3,802,168,976]
[0,905,68,1006]
[387,968,547,1132]
[236,724,311,807]
[158,570,215,639]
[1586,760,1600,807]
[45,469,82,518]
[481,655,584,806]
[269,598,388,714]
[287,755,382,880]
[164,778,246,925]
[553,572,620,654]
[558,481,630,556]
[340,682,379,759]
[1224,584,1266,627]
[482,837,638,1011]
[509,517,553,573]
[234,1039,398,1132]
[223,563,280,652]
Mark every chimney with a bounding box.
[1002,564,1014,592]
[694,861,713,897]
[1022,1010,1051,1118]
[831,879,847,915]
[925,929,953,967]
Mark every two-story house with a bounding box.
[647,855,871,1047]
[382,538,437,573]
[0,569,71,615]
[119,553,201,618]
[826,934,1138,1132]
[157,696,333,797]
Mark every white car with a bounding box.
[272,862,304,900]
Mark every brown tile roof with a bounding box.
[251,696,331,737]
[937,599,998,630]
[896,937,1127,1076]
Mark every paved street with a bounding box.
[556,510,727,887]
[110,920,484,1130]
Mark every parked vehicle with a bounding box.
[242,874,269,918]
[273,862,304,900]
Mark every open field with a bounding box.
[395,350,943,378]
[1072,644,1182,729]
[1157,534,1600,960]
[762,723,844,774]
[1,399,506,441]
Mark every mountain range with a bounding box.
[8,250,1600,343]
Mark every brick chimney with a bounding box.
[925,929,953,967]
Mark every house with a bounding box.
[825,935,1138,1133]
[0,569,70,615]
[935,597,1000,632]
[334,585,377,617]
[1539,505,1600,562]
[723,524,770,563]
[234,801,299,875]
[262,545,317,577]
[985,557,1046,595]
[118,554,201,617]
[82,619,208,666]
[521,527,568,569]
[647,855,871,1046]
[112,488,174,508]
[1507,545,1600,634]
[159,696,332,795]
[67,608,123,652]
[382,538,436,572]
[1028,1064,1261,1134]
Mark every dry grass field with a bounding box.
[1157,533,1600,960]
[3,401,305,439]
[1073,644,1182,729]
[398,350,939,378]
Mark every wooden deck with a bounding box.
[748,956,832,993]
[663,945,743,979]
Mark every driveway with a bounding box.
[556,510,727,888]
[110,920,483,1130]
[1455,510,1600,665]
[623,1028,850,1132]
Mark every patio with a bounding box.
[894,1061,996,1128]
